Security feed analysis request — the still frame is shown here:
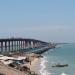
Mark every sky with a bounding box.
[0,0,75,43]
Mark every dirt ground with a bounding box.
[0,62,27,75]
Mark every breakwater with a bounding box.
[31,45,56,54]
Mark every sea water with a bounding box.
[39,43,75,75]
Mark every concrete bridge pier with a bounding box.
[26,41,29,49]
[16,41,17,51]
[21,41,22,49]
[31,41,34,48]
[11,41,13,52]
[28,41,31,48]
[24,41,26,49]
[33,41,38,48]
[14,41,16,51]
[5,41,7,52]
[1,41,3,53]
[25,41,27,49]
[23,41,25,49]
[8,41,10,52]
[19,41,20,50]
[23,41,24,49]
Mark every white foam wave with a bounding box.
[61,73,67,75]
[39,56,52,75]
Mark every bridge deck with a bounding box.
[0,38,49,54]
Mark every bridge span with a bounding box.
[0,38,49,54]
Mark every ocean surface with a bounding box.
[39,43,75,75]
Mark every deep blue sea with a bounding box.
[40,43,75,75]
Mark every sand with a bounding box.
[0,53,42,75]
[30,58,41,74]
[25,58,41,75]
[0,58,41,75]
[0,62,27,75]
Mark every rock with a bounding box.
[0,73,5,75]
[20,66,30,72]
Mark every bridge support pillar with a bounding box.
[28,41,30,48]
[23,41,24,49]
[5,41,7,52]
[24,41,26,49]
[14,41,16,51]
[8,41,10,52]
[21,41,22,50]
[11,41,13,52]
[33,42,36,48]
[27,41,30,48]
[17,41,18,51]
[1,42,3,53]
[19,41,20,50]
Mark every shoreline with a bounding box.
[39,56,51,75]
[29,58,41,75]
[0,53,50,75]
[29,55,51,75]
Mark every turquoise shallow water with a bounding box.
[42,43,75,75]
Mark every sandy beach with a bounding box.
[27,58,41,75]
[0,62,27,75]
[0,53,42,75]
